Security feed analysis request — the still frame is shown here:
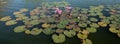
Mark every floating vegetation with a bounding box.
[90,18,98,22]
[1,1,120,44]
[14,26,27,33]
[43,28,55,35]
[52,34,66,43]
[5,20,17,26]
[78,23,87,28]
[77,32,88,39]
[90,23,99,28]
[98,22,107,27]
[30,28,42,35]
[42,23,50,28]
[86,27,97,33]
[0,16,11,21]
[63,30,76,37]
[82,39,92,44]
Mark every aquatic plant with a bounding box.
[78,23,87,28]
[98,22,107,27]
[82,39,92,44]
[43,28,55,35]
[25,30,31,34]
[86,27,97,33]
[30,16,39,20]
[90,18,98,22]
[14,26,27,33]
[82,30,90,35]
[109,27,118,33]
[5,20,17,26]
[30,28,43,35]
[30,20,40,25]
[57,24,65,29]
[77,32,88,39]
[56,29,64,34]
[42,23,50,28]
[63,30,76,37]
[52,34,66,43]
[19,8,28,12]
[0,16,11,21]
[90,23,99,28]
[73,27,81,32]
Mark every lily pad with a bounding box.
[77,32,88,39]
[0,16,11,21]
[14,26,27,33]
[90,23,99,28]
[52,34,66,43]
[5,20,17,26]
[31,28,43,35]
[86,27,97,33]
[82,39,92,44]
[43,28,55,35]
[78,23,87,28]
[109,27,118,33]
[63,30,76,37]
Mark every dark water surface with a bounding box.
[0,0,120,44]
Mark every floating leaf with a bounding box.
[73,27,81,32]
[56,29,64,34]
[14,26,26,33]
[5,20,17,26]
[43,28,55,35]
[109,27,118,33]
[20,8,28,12]
[78,23,87,28]
[77,32,88,39]
[52,34,66,43]
[98,22,107,27]
[86,27,97,33]
[82,39,92,44]
[63,30,76,37]
[25,30,31,34]
[90,18,98,22]
[90,23,99,28]
[42,23,50,28]
[0,16,11,21]
[57,24,65,29]
[31,28,43,35]
[30,20,40,25]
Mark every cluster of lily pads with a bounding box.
[0,1,120,44]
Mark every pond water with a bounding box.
[0,0,120,44]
